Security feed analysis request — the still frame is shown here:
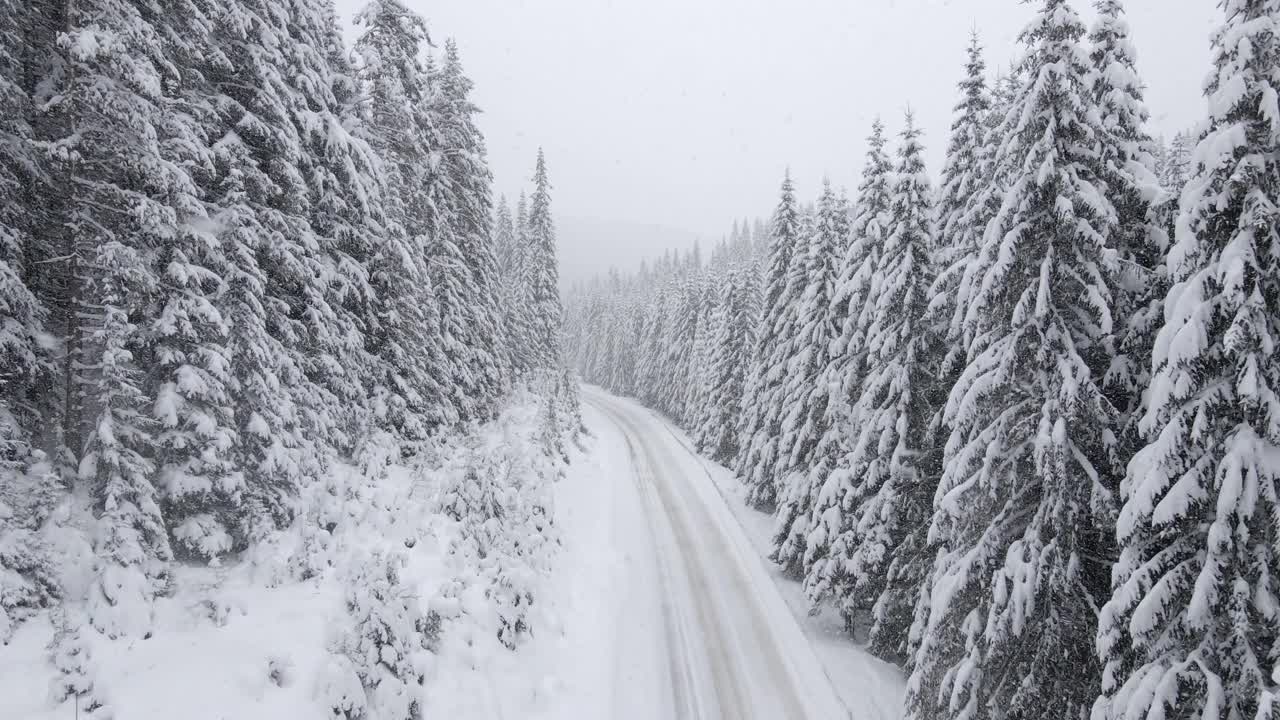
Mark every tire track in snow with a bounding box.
[589,397,706,720]
[588,394,812,720]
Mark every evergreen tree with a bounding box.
[508,192,536,375]
[83,244,174,638]
[35,0,242,561]
[800,121,893,600]
[341,552,427,720]
[928,33,992,374]
[0,0,63,642]
[199,0,353,555]
[493,196,526,383]
[525,150,563,372]
[353,0,449,438]
[1158,131,1194,199]
[433,40,507,416]
[1090,0,1167,482]
[1094,2,1280,718]
[701,272,755,463]
[688,273,721,444]
[0,0,54,471]
[658,277,700,421]
[771,180,850,575]
[0,459,60,644]
[300,0,389,452]
[737,173,805,511]
[1153,130,1194,243]
[906,2,1120,718]
[840,114,941,660]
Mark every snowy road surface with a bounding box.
[583,387,859,720]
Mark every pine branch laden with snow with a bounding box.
[437,384,566,650]
[332,551,429,720]
[0,0,58,508]
[1088,0,1168,484]
[737,173,808,512]
[353,0,453,439]
[835,114,945,661]
[1094,2,1280,719]
[797,120,894,602]
[0,458,62,644]
[905,2,1122,719]
[418,39,508,425]
[770,180,851,577]
[47,609,109,718]
[82,243,174,639]
[525,150,565,374]
[927,31,993,376]
[701,270,757,464]
[688,273,723,448]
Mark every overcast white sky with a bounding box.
[334,0,1218,279]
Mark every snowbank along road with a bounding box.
[584,388,852,720]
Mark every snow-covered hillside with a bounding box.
[1,389,583,719]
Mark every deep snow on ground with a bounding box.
[425,401,674,719]
[0,396,595,720]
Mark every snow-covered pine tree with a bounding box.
[494,198,518,284]
[657,273,699,421]
[419,50,481,426]
[0,456,61,644]
[798,121,893,597]
[0,0,64,643]
[928,33,992,376]
[508,192,537,375]
[1090,0,1167,484]
[525,150,564,372]
[201,0,362,556]
[341,552,427,720]
[783,182,850,474]
[688,272,721,446]
[202,0,361,540]
[1094,2,1280,718]
[639,281,667,411]
[36,0,240,561]
[83,243,174,638]
[353,0,449,440]
[493,196,524,368]
[0,0,55,471]
[432,39,507,418]
[48,610,107,716]
[771,179,850,576]
[837,114,942,660]
[210,136,314,544]
[905,2,1120,717]
[299,0,389,453]
[147,68,242,563]
[701,271,755,463]
[1153,130,1194,242]
[737,172,806,511]
[1158,130,1193,199]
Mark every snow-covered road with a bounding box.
[584,388,857,720]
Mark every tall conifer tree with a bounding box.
[906,3,1120,717]
[1095,2,1280,718]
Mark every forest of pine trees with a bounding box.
[0,0,570,647]
[565,0,1280,717]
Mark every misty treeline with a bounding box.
[566,0,1279,718]
[0,0,572,647]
